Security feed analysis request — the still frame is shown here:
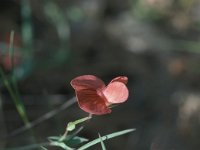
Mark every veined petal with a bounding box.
[103,82,129,104]
[75,89,111,115]
[110,76,128,84]
[71,75,105,91]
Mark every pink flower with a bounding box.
[71,75,129,115]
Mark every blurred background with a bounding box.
[1,0,200,149]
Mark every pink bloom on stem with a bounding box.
[71,75,129,115]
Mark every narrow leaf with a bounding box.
[50,141,74,150]
[77,128,135,150]
[98,133,106,150]
[66,136,88,147]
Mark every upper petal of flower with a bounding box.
[103,81,129,104]
[75,89,111,115]
[110,76,128,84]
[70,75,105,91]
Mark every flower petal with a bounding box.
[75,89,111,115]
[103,82,129,103]
[110,76,128,84]
[71,75,105,91]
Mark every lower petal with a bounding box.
[76,89,111,115]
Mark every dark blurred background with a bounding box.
[1,0,200,149]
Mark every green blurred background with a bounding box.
[1,0,200,149]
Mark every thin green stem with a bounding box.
[0,68,29,125]
[5,30,29,125]
[1,97,76,139]
[59,129,69,142]
[60,114,92,142]
[9,30,15,71]
[50,141,74,150]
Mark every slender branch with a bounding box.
[0,68,29,125]
[1,97,76,139]
[60,114,92,142]
[59,129,69,142]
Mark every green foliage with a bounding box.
[47,128,135,150]
[77,129,135,150]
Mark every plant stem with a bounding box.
[59,128,68,142]
[0,68,29,125]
